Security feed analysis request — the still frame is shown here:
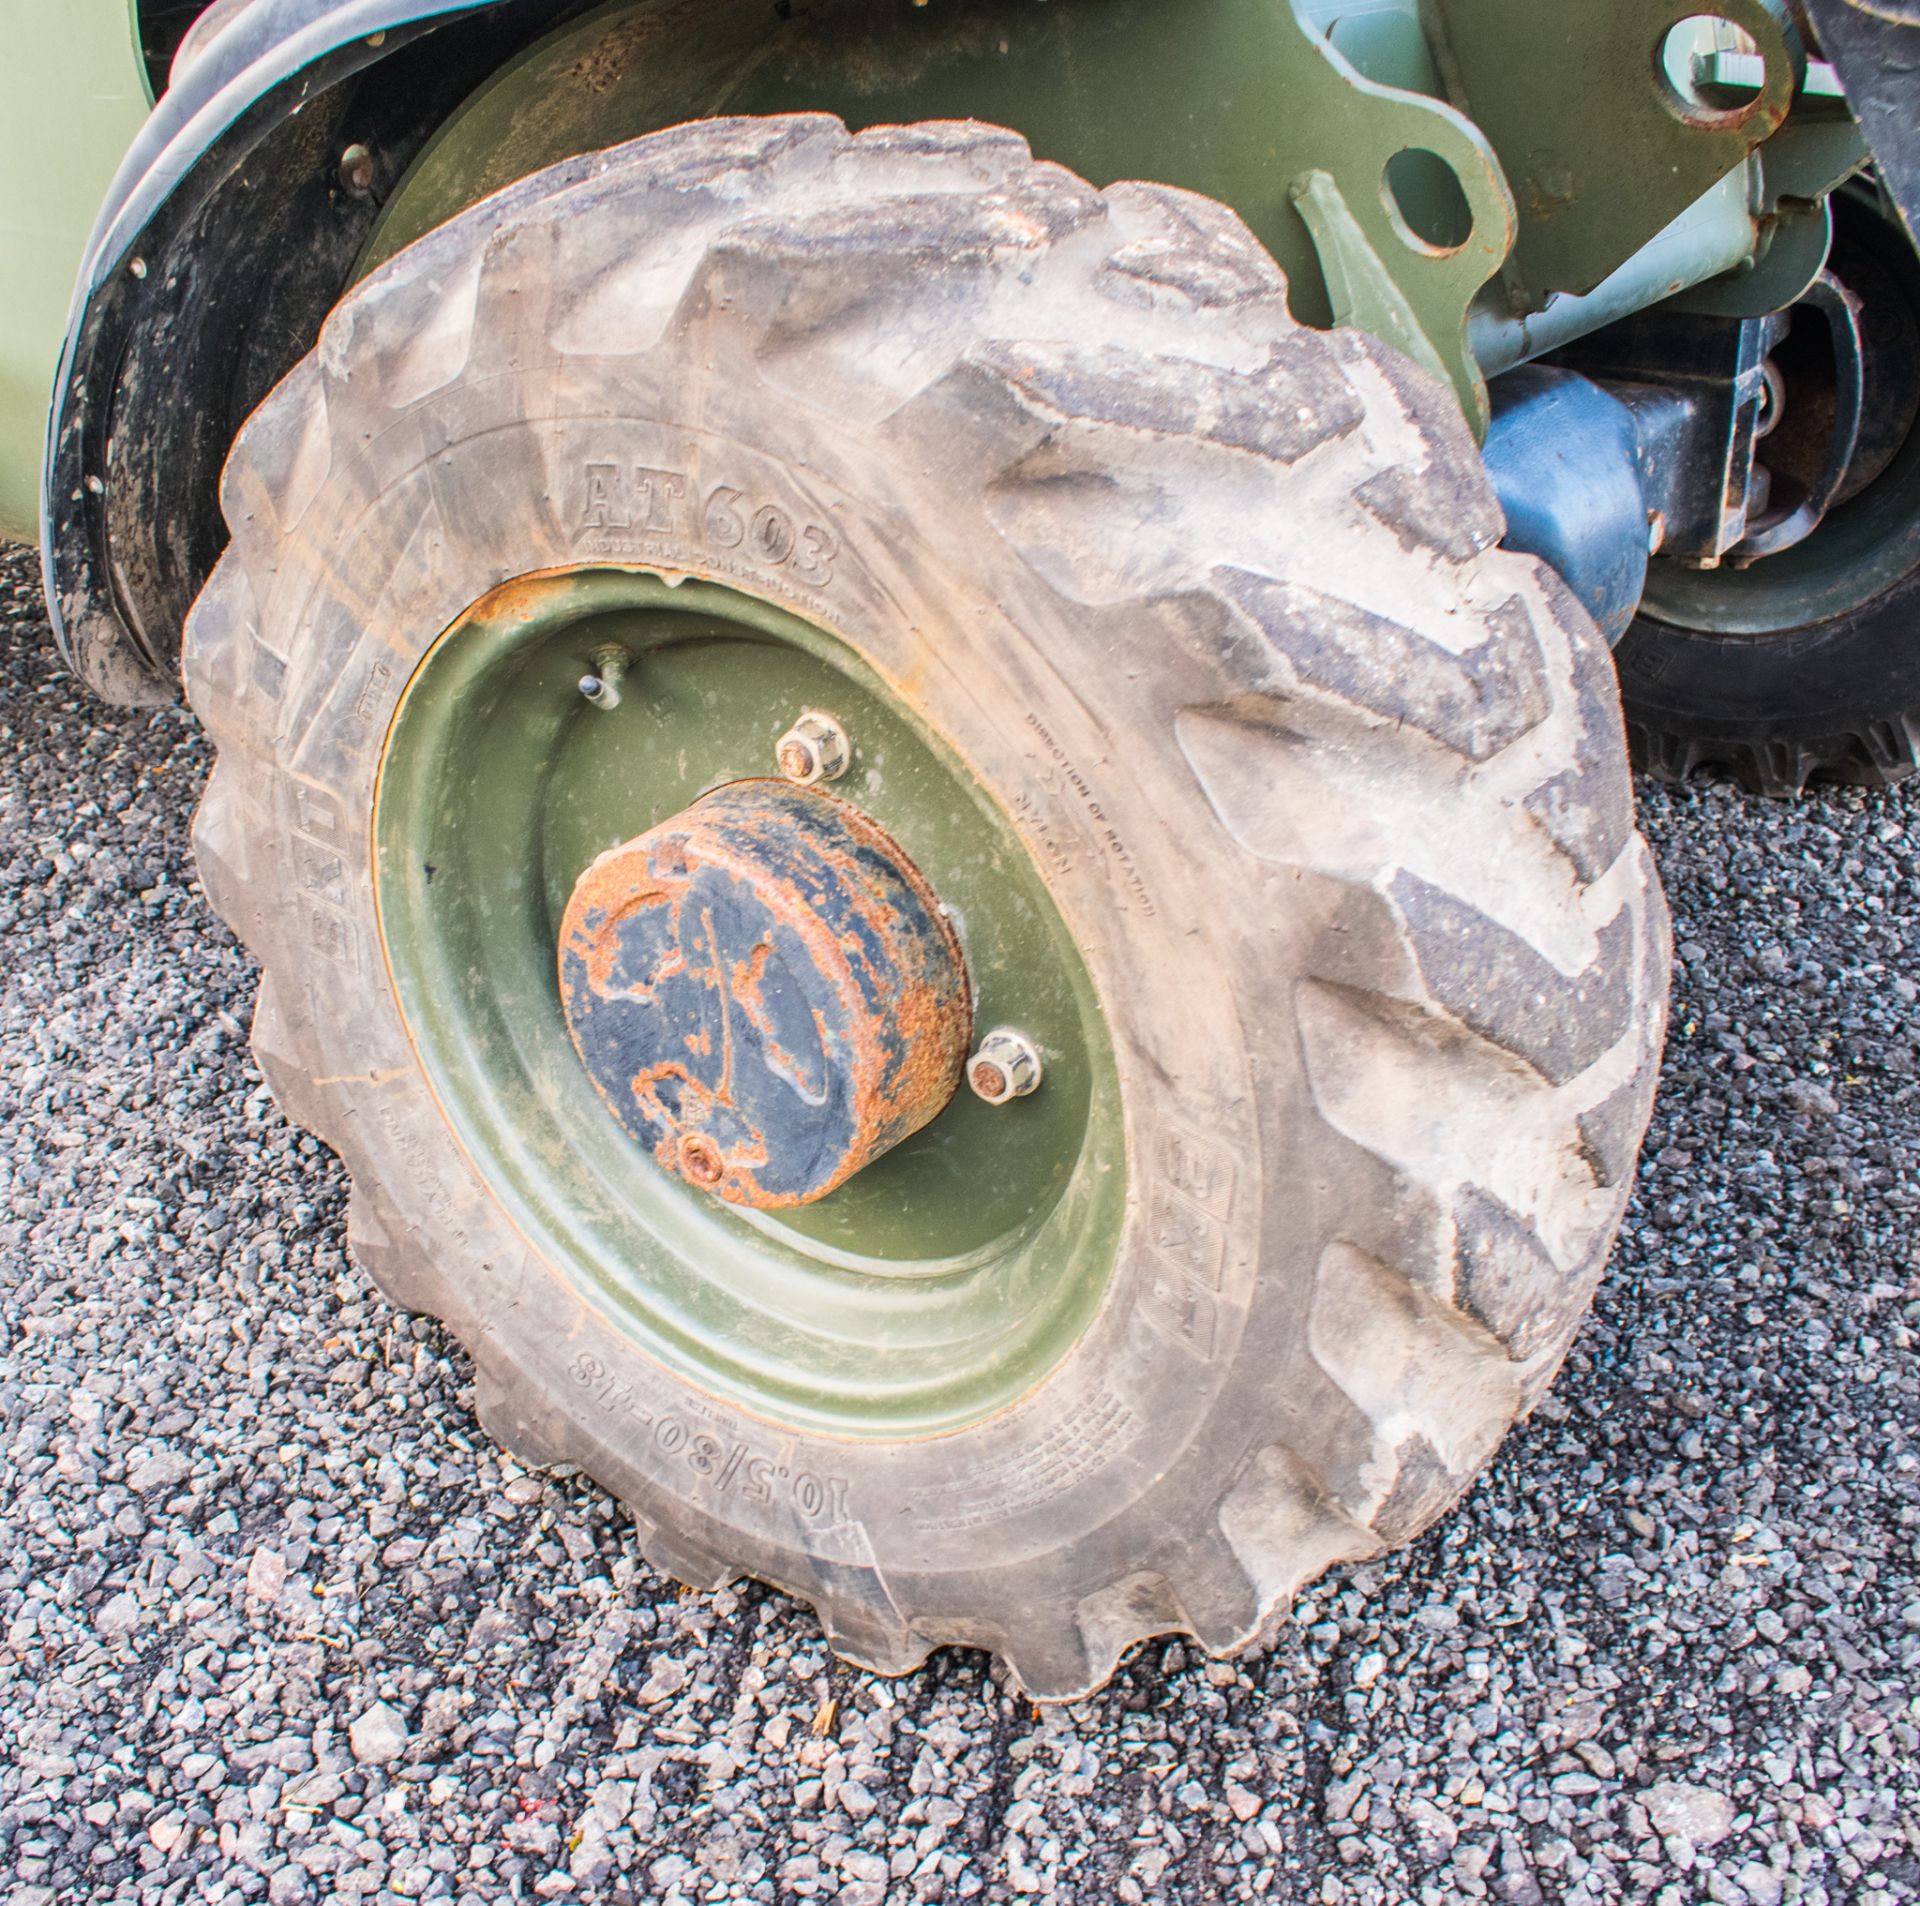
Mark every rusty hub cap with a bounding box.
[558,780,972,1209]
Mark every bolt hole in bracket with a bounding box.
[1381,145,1477,254]
[1284,4,1516,430]
[1418,0,1801,314]
[1658,13,1776,129]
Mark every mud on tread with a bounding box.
[184,115,1668,1698]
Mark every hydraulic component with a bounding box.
[1482,369,1651,643]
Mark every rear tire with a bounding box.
[185,116,1668,1697]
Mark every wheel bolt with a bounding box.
[678,1134,726,1188]
[776,711,851,785]
[968,1030,1042,1105]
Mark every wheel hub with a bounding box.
[558,778,971,1210]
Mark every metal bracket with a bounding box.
[1421,0,1805,308]
[1730,270,1865,562]
[1675,108,1868,318]
[1274,13,1517,430]
[1292,170,1458,401]
[1557,308,1787,561]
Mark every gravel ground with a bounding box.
[1,533,1916,1906]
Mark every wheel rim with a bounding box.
[372,566,1125,1438]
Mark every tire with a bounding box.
[184,116,1669,1698]
[1617,185,1920,797]
[1618,567,1920,795]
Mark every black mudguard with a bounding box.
[41,0,535,702]
[1799,0,1920,249]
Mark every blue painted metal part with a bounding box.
[558,780,972,1211]
[1483,365,1651,644]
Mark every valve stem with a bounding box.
[578,647,631,710]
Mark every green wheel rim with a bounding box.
[372,567,1125,1438]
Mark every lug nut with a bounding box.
[776,711,851,785]
[968,1030,1043,1105]
[578,647,630,710]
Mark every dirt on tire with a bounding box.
[184,115,1670,1698]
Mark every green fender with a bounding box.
[0,0,148,544]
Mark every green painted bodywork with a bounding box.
[0,0,149,542]
[374,569,1125,1436]
[1420,0,1801,309]
[363,0,1520,424]
[3,0,1820,549]
[356,0,1806,431]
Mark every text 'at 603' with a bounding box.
[576,458,839,590]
